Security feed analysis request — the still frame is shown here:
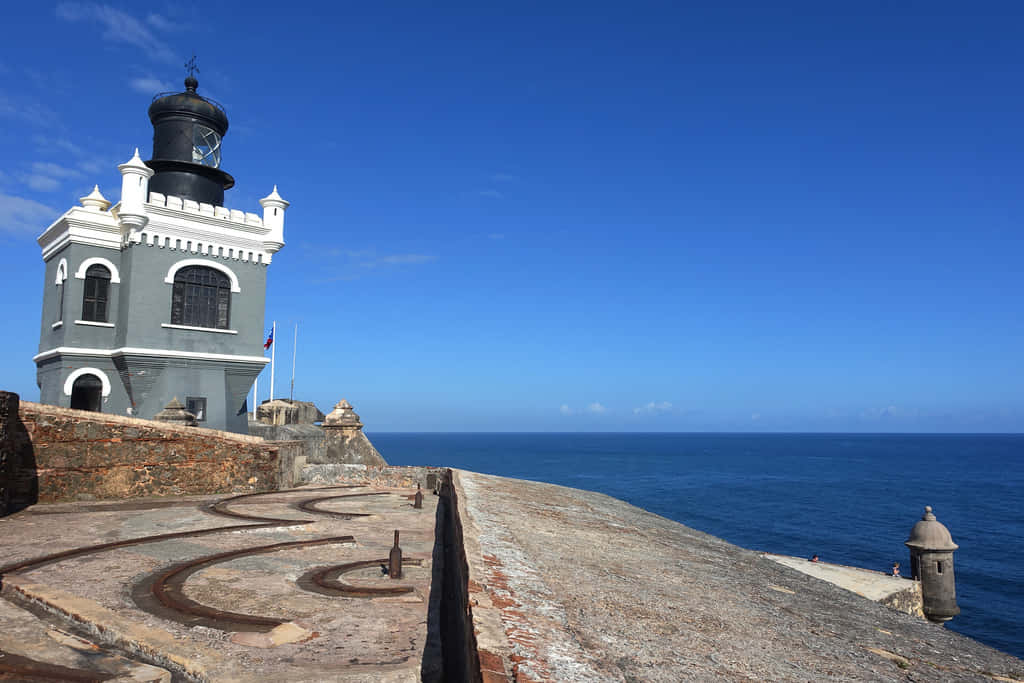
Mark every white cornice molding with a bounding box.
[34,346,271,365]
[38,207,122,261]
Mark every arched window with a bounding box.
[82,265,111,322]
[171,266,231,329]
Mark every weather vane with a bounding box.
[185,54,199,79]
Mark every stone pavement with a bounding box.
[456,470,1024,682]
[0,484,438,682]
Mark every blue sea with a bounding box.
[369,432,1024,659]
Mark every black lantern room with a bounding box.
[147,75,235,206]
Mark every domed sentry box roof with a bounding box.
[905,506,959,551]
[146,76,235,206]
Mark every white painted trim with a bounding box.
[35,346,270,365]
[74,257,121,283]
[54,258,68,284]
[161,323,238,335]
[63,367,112,397]
[74,320,115,328]
[51,321,63,329]
[164,258,241,293]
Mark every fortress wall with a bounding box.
[1,392,295,505]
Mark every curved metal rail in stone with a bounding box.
[298,558,424,597]
[142,535,357,631]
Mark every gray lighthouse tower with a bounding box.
[906,505,960,624]
[34,74,287,433]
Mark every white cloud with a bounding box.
[0,194,59,233]
[56,3,176,62]
[587,402,606,414]
[487,233,504,240]
[633,401,673,415]
[477,189,503,199]
[33,135,84,156]
[491,173,518,182]
[559,404,573,416]
[23,175,60,192]
[129,77,173,94]
[31,162,82,179]
[751,412,761,421]
[360,253,436,267]
[145,13,175,31]
[0,93,60,127]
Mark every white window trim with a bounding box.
[51,321,63,329]
[63,367,112,397]
[75,320,115,328]
[54,258,68,284]
[164,258,241,293]
[74,257,121,283]
[161,323,238,334]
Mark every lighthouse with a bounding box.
[34,71,287,433]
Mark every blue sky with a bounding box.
[2,2,1022,432]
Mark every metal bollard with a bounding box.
[388,530,402,580]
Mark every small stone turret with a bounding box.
[153,397,198,427]
[906,506,959,624]
[320,399,386,467]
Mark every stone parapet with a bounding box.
[2,397,294,505]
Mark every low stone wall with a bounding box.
[1,392,297,506]
[300,463,445,489]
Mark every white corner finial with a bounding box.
[260,185,289,208]
[79,185,111,212]
[119,148,154,177]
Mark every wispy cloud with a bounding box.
[361,253,436,267]
[487,233,505,240]
[129,76,173,94]
[304,245,437,282]
[145,12,176,32]
[31,162,82,179]
[491,173,519,182]
[0,93,60,127]
[0,193,59,233]
[23,175,60,192]
[33,135,83,156]
[477,189,503,199]
[19,162,83,192]
[633,400,673,415]
[560,403,607,416]
[56,2,176,62]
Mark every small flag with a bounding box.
[264,328,274,349]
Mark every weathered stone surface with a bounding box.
[5,400,295,504]
[254,399,324,426]
[455,470,1024,682]
[318,399,387,468]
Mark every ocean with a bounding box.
[369,432,1024,659]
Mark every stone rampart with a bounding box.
[1,393,297,504]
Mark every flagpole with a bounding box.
[290,323,297,401]
[270,320,276,400]
[253,375,258,415]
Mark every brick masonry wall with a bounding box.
[2,394,295,504]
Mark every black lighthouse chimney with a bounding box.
[147,62,234,206]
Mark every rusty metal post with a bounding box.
[414,483,423,509]
[388,530,402,580]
